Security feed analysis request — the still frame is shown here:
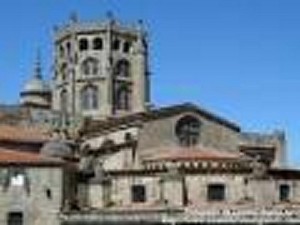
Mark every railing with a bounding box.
[166,208,300,224]
[61,207,300,224]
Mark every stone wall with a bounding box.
[85,173,300,209]
[0,167,63,225]
[52,20,149,119]
[240,131,286,167]
[138,112,240,154]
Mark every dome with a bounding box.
[21,51,51,95]
[20,52,52,108]
[20,76,51,108]
[23,77,50,94]
[41,139,73,158]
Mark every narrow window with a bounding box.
[46,188,52,199]
[207,184,225,201]
[7,212,23,225]
[113,39,120,50]
[93,38,103,50]
[61,63,68,81]
[59,45,65,57]
[279,184,290,201]
[123,41,131,53]
[81,86,99,110]
[66,42,71,55]
[124,132,132,142]
[113,60,131,111]
[60,89,68,114]
[79,38,88,51]
[131,185,146,203]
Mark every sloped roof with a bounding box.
[0,109,24,124]
[0,148,64,166]
[81,103,240,135]
[268,168,300,179]
[21,76,50,94]
[0,124,50,143]
[143,146,243,162]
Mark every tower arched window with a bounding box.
[114,59,130,77]
[80,85,99,110]
[59,45,65,57]
[113,39,120,50]
[175,115,201,147]
[93,37,103,50]
[66,42,71,56]
[60,89,68,114]
[79,38,88,51]
[81,57,99,76]
[114,84,131,111]
[61,63,68,81]
[123,41,131,53]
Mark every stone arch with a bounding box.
[80,85,99,110]
[113,59,131,77]
[81,57,99,76]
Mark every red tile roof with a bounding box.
[0,124,50,143]
[143,146,242,162]
[0,148,64,166]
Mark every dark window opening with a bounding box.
[66,42,71,55]
[79,38,88,51]
[131,185,146,203]
[175,115,201,147]
[113,39,120,50]
[46,188,52,199]
[207,184,225,201]
[59,45,65,57]
[7,212,23,225]
[280,184,290,201]
[123,41,131,53]
[125,132,132,142]
[93,38,103,50]
[182,178,189,206]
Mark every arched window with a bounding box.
[113,39,120,50]
[59,45,65,57]
[60,89,68,114]
[93,37,103,50]
[81,57,99,76]
[61,63,68,81]
[81,85,99,110]
[114,85,131,111]
[66,42,71,55]
[79,38,88,51]
[175,115,201,147]
[114,59,130,77]
[123,41,131,53]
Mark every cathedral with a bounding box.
[0,14,299,225]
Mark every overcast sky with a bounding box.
[0,0,300,167]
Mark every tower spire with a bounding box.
[34,49,42,79]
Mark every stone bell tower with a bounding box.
[52,13,150,123]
